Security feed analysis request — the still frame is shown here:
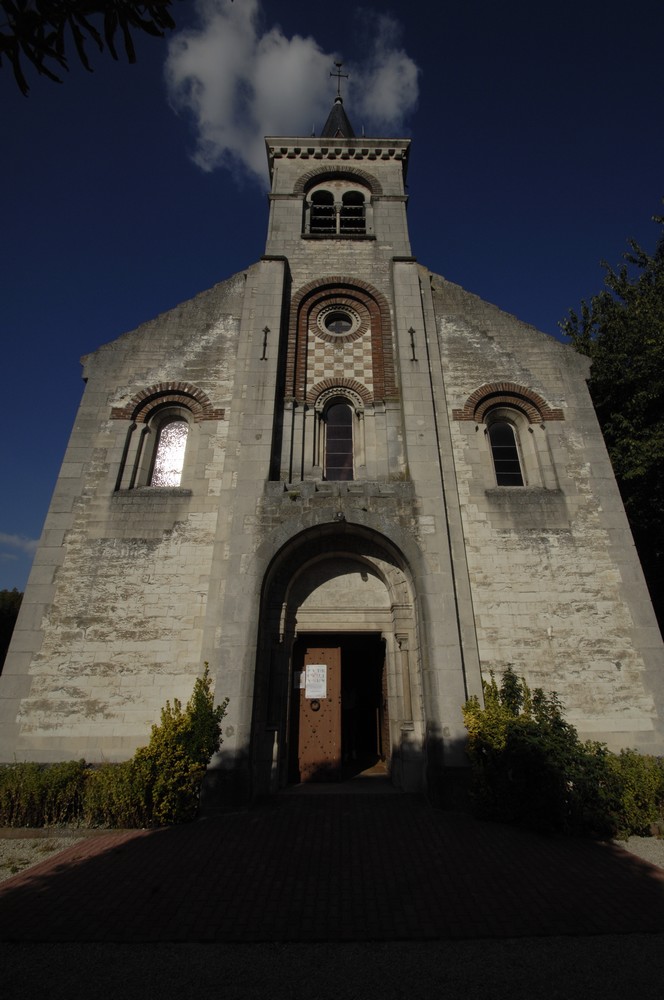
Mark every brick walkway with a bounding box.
[1,791,663,943]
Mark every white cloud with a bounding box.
[165,0,419,184]
[351,14,420,130]
[0,533,39,555]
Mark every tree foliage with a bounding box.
[561,213,664,630]
[0,588,23,673]
[0,0,178,94]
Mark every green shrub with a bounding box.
[83,664,228,827]
[0,760,87,827]
[1,666,228,828]
[609,749,664,836]
[83,760,151,828]
[128,664,229,825]
[463,668,619,836]
[0,762,42,826]
[40,759,88,825]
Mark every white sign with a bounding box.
[305,663,327,699]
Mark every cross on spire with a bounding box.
[330,61,348,100]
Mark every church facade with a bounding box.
[2,97,662,800]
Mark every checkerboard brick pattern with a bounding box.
[308,332,374,393]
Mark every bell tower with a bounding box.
[264,88,411,258]
[262,76,415,485]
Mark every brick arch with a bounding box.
[453,382,564,423]
[286,277,396,406]
[110,382,225,423]
[292,276,393,310]
[294,167,383,198]
[307,377,372,406]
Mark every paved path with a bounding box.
[1,790,663,944]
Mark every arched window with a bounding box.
[324,402,353,480]
[454,384,563,490]
[112,383,224,492]
[149,418,189,487]
[115,406,194,490]
[487,420,524,486]
[310,190,335,233]
[304,180,371,237]
[340,191,366,233]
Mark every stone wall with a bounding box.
[0,273,247,761]
[434,273,664,752]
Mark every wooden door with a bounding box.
[297,646,342,782]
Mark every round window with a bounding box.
[324,310,353,335]
[314,303,364,340]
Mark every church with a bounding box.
[1,86,662,803]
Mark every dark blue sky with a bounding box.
[2,0,663,589]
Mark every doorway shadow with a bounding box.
[285,749,395,795]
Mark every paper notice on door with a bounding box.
[305,663,327,699]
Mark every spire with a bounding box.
[321,62,355,139]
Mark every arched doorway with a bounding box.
[251,525,425,795]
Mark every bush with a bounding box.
[130,663,228,825]
[608,749,664,836]
[83,760,151,829]
[0,666,228,828]
[84,664,228,827]
[463,669,619,836]
[0,760,87,827]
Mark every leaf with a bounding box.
[119,14,136,64]
[102,8,118,59]
[0,0,179,93]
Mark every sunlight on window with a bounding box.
[150,420,188,487]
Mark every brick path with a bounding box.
[1,792,663,942]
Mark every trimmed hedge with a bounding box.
[0,666,228,828]
[0,760,87,827]
[608,749,664,836]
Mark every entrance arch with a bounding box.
[251,524,425,795]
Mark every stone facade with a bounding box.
[1,105,662,800]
